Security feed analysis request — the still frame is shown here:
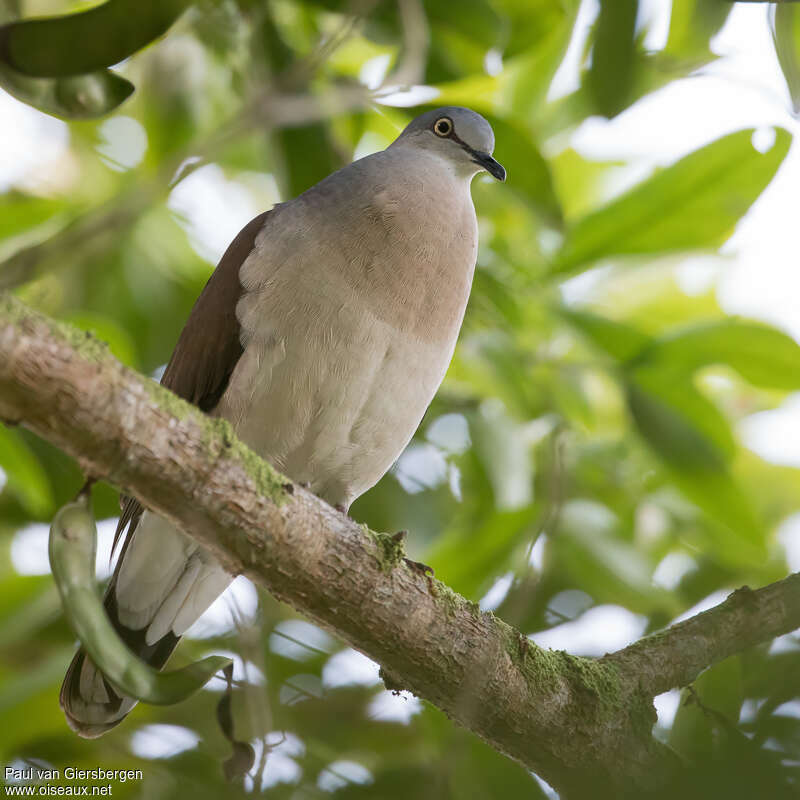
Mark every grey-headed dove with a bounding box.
[60,106,505,736]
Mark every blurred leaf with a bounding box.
[564,309,800,395]
[0,193,65,242]
[666,0,733,61]
[552,128,791,275]
[492,0,570,61]
[632,365,736,461]
[273,122,343,199]
[0,0,192,78]
[256,6,343,198]
[642,319,800,390]
[670,656,744,760]
[486,116,562,224]
[426,0,502,50]
[447,729,548,798]
[626,377,764,561]
[63,311,139,367]
[435,72,501,112]
[0,648,73,717]
[503,14,576,119]
[0,0,798,790]
[550,366,595,429]
[0,425,54,516]
[770,2,800,115]
[549,148,625,222]
[556,500,670,614]
[428,506,538,599]
[0,582,61,648]
[470,401,534,510]
[588,0,638,118]
[0,64,134,119]
[561,308,653,362]
[538,309,769,560]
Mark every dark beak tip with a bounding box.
[469,150,506,182]
[481,154,506,182]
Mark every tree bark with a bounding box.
[2,293,799,798]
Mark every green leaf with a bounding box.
[552,128,791,275]
[0,647,75,716]
[588,0,638,118]
[255,11,342,195]
[427,506,538,599]
[63,312,139,368]
[426,0,503,50]
[670,657,744,760]
[486,116,562,224]
[0,192,65,242]
[625,379,718,474]
[565,311,800,392]
[272,122,343,200]
[491,0,569,60]
[50,497,232,704]
[563,310,764,558]
[492,3,575,118]
[770,3,800,115]
[0,582,61,649]
[643,320,800,390]
[626,377,764,561]
[0,0,191,78]
[556,500,672,614]
[630,365,736,464]
[470,400,534,510]
[561,308,653,362]
[0,64,134,119]
[447,731,549,798]
[0,425,54,516]
[666,0,733,61]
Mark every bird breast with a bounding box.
[223,149,479,505]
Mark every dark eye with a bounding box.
[433,117,453,137]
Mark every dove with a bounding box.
[60,106,505,736]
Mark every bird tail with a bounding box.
[59,508,231,737]
[59,584,181,738]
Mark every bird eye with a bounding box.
[433,117,453,137]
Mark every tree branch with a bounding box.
[1,293,799,798]
[605,577,800,695]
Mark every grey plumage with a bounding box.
[60,106,504,736]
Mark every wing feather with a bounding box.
[112,210,270,554]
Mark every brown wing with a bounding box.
[62,213,273,736]
[113,210,270,554]
[161,210,270,410]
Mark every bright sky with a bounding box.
[2,0,800,758]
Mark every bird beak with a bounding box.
[472,151,506,182]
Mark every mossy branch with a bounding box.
[2,292,800,798]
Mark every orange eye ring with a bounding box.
[433,117,453,137]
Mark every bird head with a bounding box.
[394,106,506,182]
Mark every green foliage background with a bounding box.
[1,0,800,796]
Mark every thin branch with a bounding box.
[2,293,800,798]
[386,0,430,88]
[605,576,800,696]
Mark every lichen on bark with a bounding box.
[3,294,800,798]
